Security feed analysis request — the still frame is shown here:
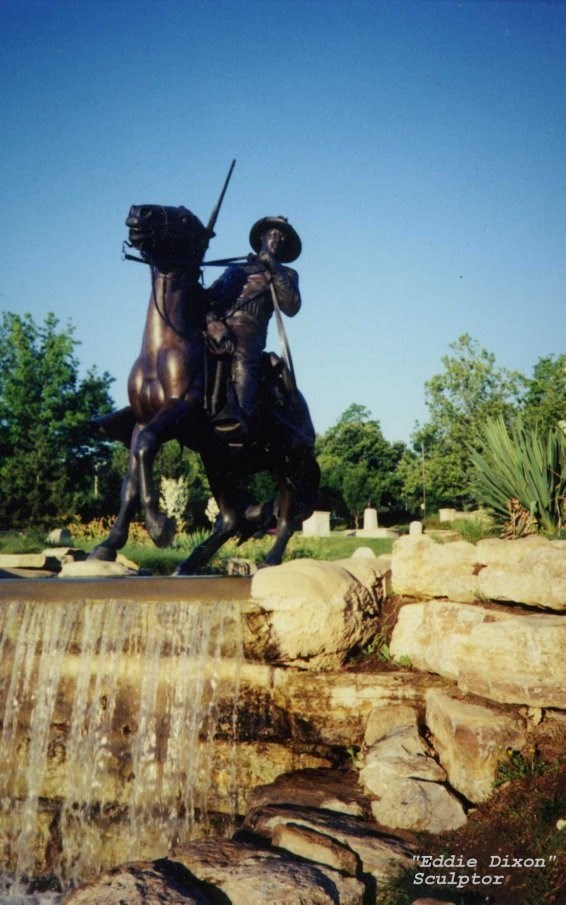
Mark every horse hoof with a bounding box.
[172,566,196,577]
[148,514,176,548]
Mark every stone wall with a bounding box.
[2,533,564,904]
[182,535,562,904]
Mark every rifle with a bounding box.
[203,159,236,257]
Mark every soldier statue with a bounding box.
[205,216,302,436]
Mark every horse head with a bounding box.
[126,204,214,267]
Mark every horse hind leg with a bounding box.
[264,454,321,567]
[175,508,239,576]
[175,477,244,575]
[264,498,295,567]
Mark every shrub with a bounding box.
[69,517,150,545]
[470,415,566,536]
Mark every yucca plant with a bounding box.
[470,415,566,536]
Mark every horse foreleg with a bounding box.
[135,401,194,547]
[134,430,175,548]
[88,431,141,561]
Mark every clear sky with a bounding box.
[1,0,564,443]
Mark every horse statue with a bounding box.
[89,202,320,574]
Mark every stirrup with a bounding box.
[212,404,249,439]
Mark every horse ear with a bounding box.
[179,206,214,240]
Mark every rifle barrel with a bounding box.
[206,159,236,235]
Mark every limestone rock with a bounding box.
[247,558,384,668]
[271,822,360,875]
[61,860,213,904]
[364,704,420,747]
[265,666,449,747]
[171,838,366,904]
[369,777,467,834]
[359,726,466,834]
[227,557,259,576]
[42,546,87,563]
[425,687,528,802]
[117,552,143,571]
[243,804,413,882]
[391,534,566,611]
[0,567,58,579]
[334,555,391,599]
[477,538,566,611]
[360,725,447,787]
[389,600,566,708]
[0,552,62,572]
[58,559,139,578]
[474,534,552,562]
[248,768,368,817]
[210,742,332,814]
[391,535,478,601]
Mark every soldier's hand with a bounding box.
[206,320,236,356]
[258,250,278,272]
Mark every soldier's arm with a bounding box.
[266,263,301,316]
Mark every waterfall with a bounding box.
[0,596,242,899]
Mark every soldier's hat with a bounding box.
[249,216,302,263]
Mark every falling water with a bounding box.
[0,596,243,901]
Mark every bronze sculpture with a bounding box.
[89,186,320,574]
[206,216,301,437]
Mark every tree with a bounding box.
[399,335,526,512]
[521,354,566,433]
[0,312,115,527]
[316,404,405,527]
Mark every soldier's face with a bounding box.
[262,228,286,257]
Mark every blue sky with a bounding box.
[1,0,564,443]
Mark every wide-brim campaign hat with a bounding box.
[249,216,302,263]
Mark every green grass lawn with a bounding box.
[0,528,394,575]
[123,532,395,575]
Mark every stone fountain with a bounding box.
[1,538,564,905]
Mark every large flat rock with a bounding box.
[389,600,566,708]
[425,687,528,802]
[171,838,366,904]
[243,804,413,882]
[391,534,566,610]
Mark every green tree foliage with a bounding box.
[522,354,566,433]
[317,404,405,527]
[0,312,114,527]
[398,335,526,512]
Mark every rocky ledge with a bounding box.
[7,532,566,904]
